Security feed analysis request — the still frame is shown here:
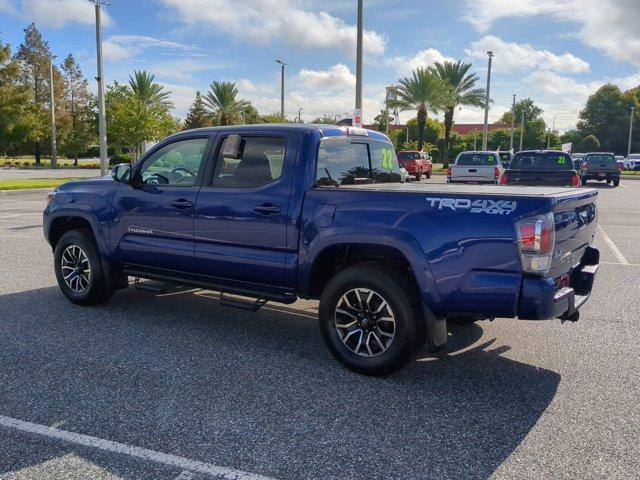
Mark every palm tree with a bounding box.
[128,70,172,109]
[392,68,447,150]
[429,60,486,160]
[204,81,250,126]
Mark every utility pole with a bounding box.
[509,94,516,151]
[547,112,564,149]
[482,51,494,150]
[297,107,303,123]
[91,0,109,176]
[628,106,635,157]
[519,110,525,151]
[49,57,57,168]
[355,0,363,113]
[473,130,477,150]
[276,59,286,121]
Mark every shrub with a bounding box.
[109,153,133,166]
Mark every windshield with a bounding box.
[585,154,615,163]
[509,152,574,170]
[398,152,421,160]
[456,153,497,166]
[316,138,402,186]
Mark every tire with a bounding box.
[606,179,611,184]
[416,173,422,181]
[426,171,431,179]
[613,178,620,187]
[319,264,423,376]
[581,176,587,185]
[54,229,113,305]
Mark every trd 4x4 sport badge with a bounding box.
[425,197,517,215]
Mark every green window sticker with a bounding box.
[557,156,566,165]
[381,148,394,171]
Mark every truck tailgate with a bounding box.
[451,165,496,183]
[549,189,598,279]
[505,169,576,187]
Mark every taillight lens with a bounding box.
[447,166,452,178]
[571,173,581,187]
[516,212,555,274]
[494,166,500,178]
[499,173,508,185]
[582,163,588,171]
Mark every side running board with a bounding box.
[219,292,268,312]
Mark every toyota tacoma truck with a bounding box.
[499,150,582,187]
[580,152,620,187]
[44,125,600,376]
[448,151,502,184]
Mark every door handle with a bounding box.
[170,199,194,210]
[253,203,281,215]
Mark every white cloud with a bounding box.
[466,35,590,74]
[297,64,355,90]
[463,0,640,66]
[102,35,203,62]
[20,0,113,28]
[385,48,454,76]
[102,41,131,62]
[159,0,386,57]
[0,0,17,14]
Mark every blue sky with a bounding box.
[1,0,639,131]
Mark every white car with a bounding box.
[626,153,640,170]
[448,151,502,184]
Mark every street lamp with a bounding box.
[509,94,516,151]
[89,0,110,176]
[628,106,635,157]
[49,56,57,168]
[276,59,287,121]
[355,0,363,112]
[296,108,303,123]
[482,51,494,151]
[547,112,564,149]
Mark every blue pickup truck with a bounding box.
[44,125,600,376]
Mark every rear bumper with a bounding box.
[584,172,620,180]
[517,247,599,320]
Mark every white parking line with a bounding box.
[0,414,277,480]
[619,184,629,189]
[597,225,629,265]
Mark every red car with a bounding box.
[397,151,432,180]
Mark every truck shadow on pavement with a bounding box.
[0,286,561,480]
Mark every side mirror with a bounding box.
[111,163,131,183]
[222,134,244,159]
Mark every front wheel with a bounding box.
[415,173,422,181]
[319,265,423,376]
[426,171,431,179]
[54,230,113,305]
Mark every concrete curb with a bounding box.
[0,188,52,196]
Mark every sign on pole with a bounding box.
[561,142,572,154]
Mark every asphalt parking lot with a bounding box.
[0,178,638,480]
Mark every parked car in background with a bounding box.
[615,155,625,171]
[498,151,513,168]
[448,151,502,184]
[499,150,581,187]
[580,152,620,187]
[627,153,640,171]
[571,153,585,170]
[397,150,432,180]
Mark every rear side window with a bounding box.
[398,152,420,160]
[457,153,497,165]
[211,136,285,187]
[585,154,615,163]
[316,138,402,186]
[510,152,573,170]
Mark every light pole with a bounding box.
[276,59,286,121]
[355,0,363,113]
[482,50,494,150]
[628,106,635,157]
[473,129,477,150]
[91,0,109,176]
[519,110,525,151]
[296,108,303,123]
[49,57,57,168]
[547,112,564,148]
[509,94,516,151]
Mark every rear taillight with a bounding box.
[447,166,451,178]
[516,212,555,274]
[582,163,588,171]
[499,173,508,185]
[494,166,500,178]
[571,173,581,187]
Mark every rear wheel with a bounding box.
[319,265,423,376]
[426,171,431,179]
[54,230,113,305]
[416,173,422,181]
[581,176,587,185]
[613,178,620,187]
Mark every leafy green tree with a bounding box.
[14,23,53,163]
[428,60,486,161]
[580,134,600,152]
[391,68,446,150]
[59,54,95,165]
[128,70,172,109]
[576,84,637,153]
[0,36,43,156]
[184,91,213,130]
[499,98,546,150]
[204,81,249,126]
[373,109,393,132]
[241,103,261,124]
